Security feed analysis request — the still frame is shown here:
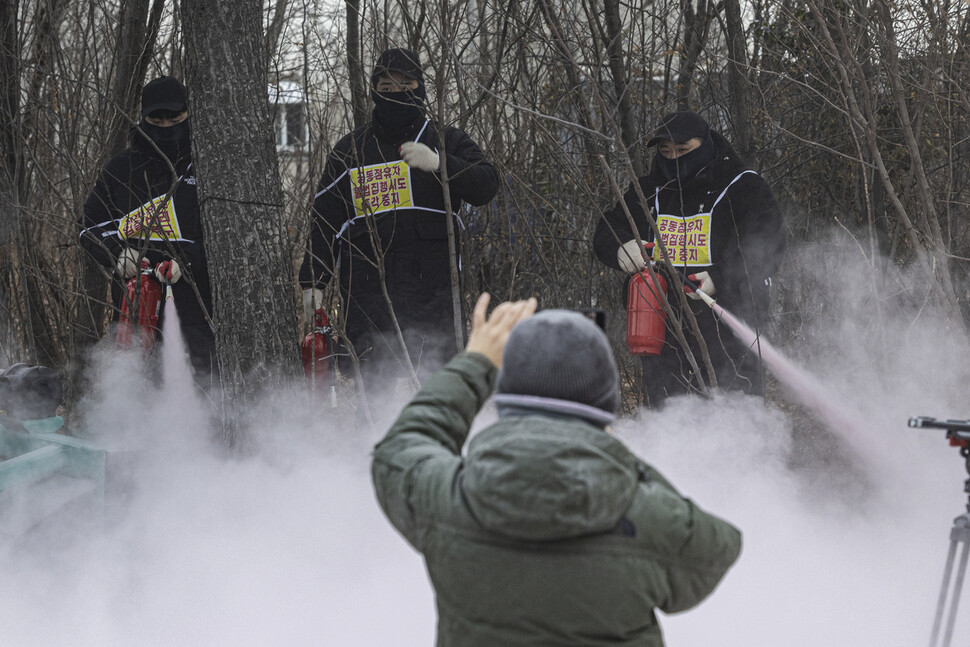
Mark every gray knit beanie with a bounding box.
[496,310,620,414]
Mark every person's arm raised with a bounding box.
[371,293,536,550]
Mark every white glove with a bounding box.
[616,239,647,273]
[154,259,182,284]
[686,271,716,300]
[399,141,440,172]
[115,247,139,279]
[303,288,324,323]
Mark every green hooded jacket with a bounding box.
[372,352,742,646]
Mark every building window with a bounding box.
[269,81,308,151]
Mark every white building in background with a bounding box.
[268,79,314,275]
[269,80,309,154]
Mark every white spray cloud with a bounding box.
[619,393,968,646]
[1,232,969,646]
[0,338,437,646]
[637,234,970,646]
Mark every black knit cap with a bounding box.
[371,48,423,84]
[497,310,620,414]
[647,110,709,146]
[141,76,187,117]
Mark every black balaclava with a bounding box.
[139,76,191,162]
[371,83,426,136]
[656,129,715,182]
[141,118,191,162]
[370,48,427,138]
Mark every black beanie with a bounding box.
[497,310,620,414]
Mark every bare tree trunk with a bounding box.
[265,0,289,64]
[399,0,428,53]
[601,0,642,174]
[676,0,714,110]
[17,0,69,367]
[723,0,755,164]
[346,0,368,129]
[181,0,301,446]
[104,0,164,158]
[437,0,463,353]
[536,0,606,170]
[536,0,595,134]
[0,0,21,250]
[0,0,21,363]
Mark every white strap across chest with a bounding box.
[653,169,757,216]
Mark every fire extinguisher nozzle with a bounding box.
[166,285,174,300]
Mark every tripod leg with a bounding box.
[942,539,970,647]
[931,539,960,647]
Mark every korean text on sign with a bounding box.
[652,213,712,266]
[350,161,413,216]
[119,196,182,241]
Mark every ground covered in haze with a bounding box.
[3,243,970,645]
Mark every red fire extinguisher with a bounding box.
[626,266,668,355]
[117,258,163,352]
[301,308,337,406]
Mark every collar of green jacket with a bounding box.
[462,417,642,541]
[492,392,616,427]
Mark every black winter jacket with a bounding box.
[79,131,212,327]
[593,132,784,327]
[299,117,498,350]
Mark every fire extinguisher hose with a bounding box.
[695,289,716,307]
[328,339,338,408]
[673,270,716,308]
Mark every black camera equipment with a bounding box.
[0,364,62,421]
[909,416,970,647]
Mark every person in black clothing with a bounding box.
[79,76,216,387]
[299,48,499,398]
[593,110,785,408]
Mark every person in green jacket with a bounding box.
[372,294,742,646]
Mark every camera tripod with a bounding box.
[929,446,970,647]
[908,416,970,647]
